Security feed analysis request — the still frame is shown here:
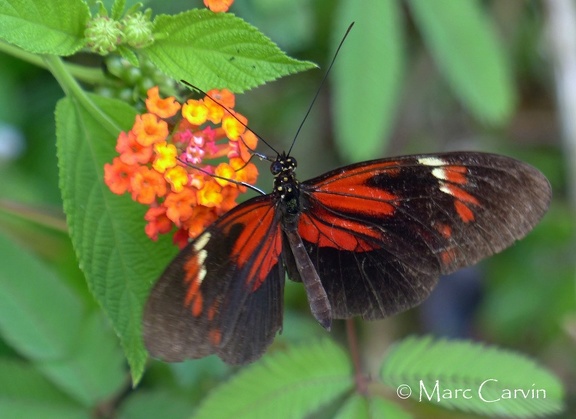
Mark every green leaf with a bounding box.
[194,340,353,419]
[381,336,565,417]
[38,311,126,407]
[332,0,405,161]
[0,358,87,418]
[0,232,83,360]
[55,94,176,384]
[118,44,140,67]
[407,0,514,124]
[334,394,412,419]
[144,9,316,92]
[119,390,196,419]
[0,0,89,55]
[0,232,125,406]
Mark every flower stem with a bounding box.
[346,318,368,395]
[42,54,123,137]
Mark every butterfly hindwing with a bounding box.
[143,195,285,364]
[294,152,551,320]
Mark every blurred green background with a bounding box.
[0,0,574,417]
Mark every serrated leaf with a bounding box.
[0,0,89,55]
[381,336,565,418]
[407,0,514,124]
[0,232,125,406]
[332,0,405,161]
[194,340,353,419]
[144,9,316,92]
[0,358,87,418]
[55,94,176,384]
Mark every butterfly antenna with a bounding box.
[176,157,266,195]
[287,22,355,156]
[180,81,279,160]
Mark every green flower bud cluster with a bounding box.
[84,10,154,55]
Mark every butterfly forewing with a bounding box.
[295,152,551,320]
[143,195,286,364]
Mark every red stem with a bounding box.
[345,318,368,395]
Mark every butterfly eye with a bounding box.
[270,160,283,175]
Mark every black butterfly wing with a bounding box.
[143,195,285,364]
[291,152,551,320]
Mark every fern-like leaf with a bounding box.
[380,336,564,418]
[193,340,353,419]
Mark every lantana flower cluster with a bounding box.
[104,86,258,248]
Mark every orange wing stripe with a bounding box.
[183,256,203,316]
[313,188,396,216]
[445,166,468,184]
[454,200,475,223]
[299,162,401,252]
[298,212,380,251]
[442,184,480,205]
[221,201,283,291]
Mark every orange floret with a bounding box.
[145,86,181,118]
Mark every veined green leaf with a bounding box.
[55,94,176,384]
[0,0,89,55]
[144,9,316,92]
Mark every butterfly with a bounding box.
[143,150,551,364]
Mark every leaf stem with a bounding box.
[42,54,124,137]
[0,41,105,84]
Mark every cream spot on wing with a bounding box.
[431,167,447,180]
[196,249,208,283]
[193,232,211,253]
[198,266,207,283]
[418,156,445,166]
[439,183,452,196]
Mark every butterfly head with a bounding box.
[271,153,297,176]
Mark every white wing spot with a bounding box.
[197,249,208,265]
[196,249,208,283]
[418,156,446,166]
[431,167,447,180]
[439,184,452,196]
[193,232,211,253]
[198,266,207,283]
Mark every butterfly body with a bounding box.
[143,151,551,364]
